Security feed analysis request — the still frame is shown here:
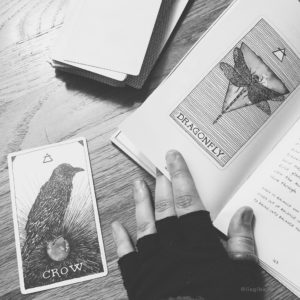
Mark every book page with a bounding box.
[214,118,300,288]
[119,0,300,219]
[171,19,300,167]
[116,0,300,294]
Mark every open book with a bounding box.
[111,0,300,296]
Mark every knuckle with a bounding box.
[174,194,195,209]
[232,236,255,244]
[137,221,155,234]
[155,198,173,213]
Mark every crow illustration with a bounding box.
[22,163,84,260]
[21,163,104,289]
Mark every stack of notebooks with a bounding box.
[51,0,189,88]
[112,0,300,297]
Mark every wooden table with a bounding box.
[0,0,298,299]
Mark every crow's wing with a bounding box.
[25,181,51,234]
[233,47,252,84]
[24,181,70,251]
[24,196,62,256]
[220,62,248,87]
[248,82,284,104]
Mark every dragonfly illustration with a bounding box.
[214,42,289,124]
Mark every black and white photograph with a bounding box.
[1,0,300,299]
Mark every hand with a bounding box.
[112,150,258,300]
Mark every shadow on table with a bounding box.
[55,71,151,108]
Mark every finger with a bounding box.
[112,221,140,295]
[111,221,135,258]
[166,150,205,217]
[133,180,157,240]
[155,169,176,221]
[227,206,258,263]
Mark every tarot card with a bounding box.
[7,138,107,294]
[170,18,300,167]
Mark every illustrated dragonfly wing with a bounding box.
[233,47,252,84]
[241,42,289,94]
[220,62,248,87]
[255,101,271,115]
[214,42,290,124]
[222,83,250,113]
[248,82,286,105]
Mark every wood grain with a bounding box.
[0,0,298,299]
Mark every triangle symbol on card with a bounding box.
[43,154,53,163]
[272,48,286,62]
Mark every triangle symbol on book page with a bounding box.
[272,48,286,62]
[43,154,53,163]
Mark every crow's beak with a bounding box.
[73,167,84,173]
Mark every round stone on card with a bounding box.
[47,236,70,261]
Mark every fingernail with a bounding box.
[166,150,179,164]
[241,207,254,224]
[133,179,145,192]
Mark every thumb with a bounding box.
[227,206,258,263]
